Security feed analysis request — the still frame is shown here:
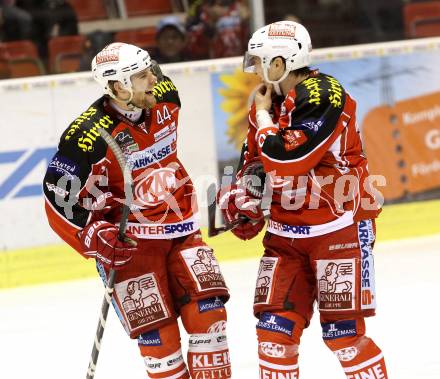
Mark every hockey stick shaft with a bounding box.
[86,128,133,379]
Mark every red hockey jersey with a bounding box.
[44,77,198,256]
[240,72,381,238]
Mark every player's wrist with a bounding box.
[255,109,273,129]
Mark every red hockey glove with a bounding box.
[217,184,265,240]
[89,192,122,223]
[80,221,138,270]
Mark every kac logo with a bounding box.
[134,167,177,206]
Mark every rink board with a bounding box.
[1,235,440,379]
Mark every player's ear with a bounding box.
[272,57,285,70]
[113,81,129,100]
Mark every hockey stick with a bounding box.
[207,183,270,237]
[86,128,134,379]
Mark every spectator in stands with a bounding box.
[154,15,189,64]
[353,0,404,42]
[0,0,32,41]
[16,0,78,59]
[186,0,249,59]
[79,30,113,71]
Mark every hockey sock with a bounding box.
[322,318,388,379]
[256,311,306,379]
[187,333,231,378]
[138,322,189,379]
[181,297,231,378]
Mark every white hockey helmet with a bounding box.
[243,21,312,90]
[91,42,153,99]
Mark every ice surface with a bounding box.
[1,235,439,379]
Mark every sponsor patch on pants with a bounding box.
[357,220,377,310]
[181,247,227,292]
[138,329,162,346]
[198,297,225,313]
[254,257,278,304]
[257,312,295,336]
[115,273,170,334]
[322,320,357,340]
[317,259,356,312]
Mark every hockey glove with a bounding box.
[217,184,265,240]
[89,192,122,223]
[80,221,138,270]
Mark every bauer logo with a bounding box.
[317,259,355,312]
[45,182,69,198]
[181,247,227,292]
[116,273,169,333]
[322,320,357,340]
[257,313,294,336]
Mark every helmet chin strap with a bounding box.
[109,86,143,112]
[262,66,290,96]
[123,88,143,112]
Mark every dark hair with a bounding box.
[292,66,312,77]
[107,80,118,96]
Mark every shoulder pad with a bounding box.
[153,76,181,107]
[296,73,346,110]
[60,98,117,153]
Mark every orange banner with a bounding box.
[363,92,440,200]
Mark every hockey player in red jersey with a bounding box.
[43,43,231,379]
[217,21,388,378]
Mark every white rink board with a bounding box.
[0,235,439,378]
[1,37,440,250]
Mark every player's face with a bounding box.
[130,68,158,109]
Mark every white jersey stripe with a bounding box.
[343,353,384,373]
[259,358,299,371]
